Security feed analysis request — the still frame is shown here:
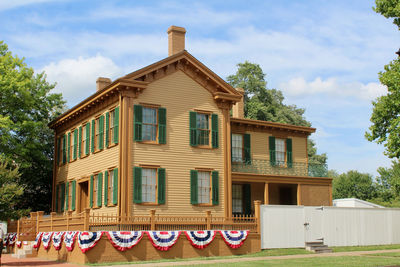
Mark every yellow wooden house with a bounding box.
[49,26,332,220]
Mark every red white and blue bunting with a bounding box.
[78,231,103,253]
[106,231,143,251]
[219,230,249,249]
[16,241,22,248]
[52,232,65,251]
[8,233,17,246]
[41,232,53,250]
[146,231,181,251]
[185,230,216,249]
[64,231,78,252]
[33,232,43,249]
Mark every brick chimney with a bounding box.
[167,26,186,56]
[96,77,111,92]
[232,88,245,119]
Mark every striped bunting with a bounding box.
[219,230,249,249]
[16,241,22,248]
[8,233,17,246]
[64,231,78,252]
[78,231,103,253]
[146,231,181,251]
[52,232,65,251]
[41,232,53,250]
[4,233,10,246]
[33,232,43,249]
[185,230,216,249]
[106,231,143,251]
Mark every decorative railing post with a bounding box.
[150,210,156,231]
[83,208,90,231]
[37,211,44,233]
[17,219,20,240]
[254,200,261,234]
[206,210,211,230]
[50,212,56,231]
[66,211,72,231]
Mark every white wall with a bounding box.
[260,205,400,249]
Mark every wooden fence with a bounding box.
[8,201,261,240]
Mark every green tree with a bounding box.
[0,41,65,213]
[0,155,28,220]
[374,0,400,29]
[332,170,377,200]
[227,61,326,164]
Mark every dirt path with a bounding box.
[1,254,80,267]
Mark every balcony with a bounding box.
[231,158,328,178]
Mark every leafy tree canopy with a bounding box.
[0,41,66,213]
[374,0,400,29]
[227,61,327,164]
[332,170,377,200]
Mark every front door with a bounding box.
[78,181,89,212]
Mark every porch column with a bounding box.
[264,182,269,205]
[297,183,302,205]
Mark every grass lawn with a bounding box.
[332,243,400,252]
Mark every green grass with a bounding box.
[332,243,400,252]
[369,251,400,257]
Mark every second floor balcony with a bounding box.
[231,158,328,178]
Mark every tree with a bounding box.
[332,170,377,200]
[227,61,327,164]
[0,155,28,220]
[374,0,400,29]
[0,41,66,213]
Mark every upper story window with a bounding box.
[109,109,115,145]
[275,138,285,166]
[95,117,100,150]
[232,134,243,162]
[134,105,166,144]
[269,136,293,167]
[197,113,210,146]
[189,111,218,148]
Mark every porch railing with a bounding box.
[232,158,328,177]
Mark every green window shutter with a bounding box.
[67,132,71,162]
[243,184,252,215]
[65,182,69,211]
[99,115,104,150]
[61,183,65,212]
[269,136,276,166]
[286,138,293,168]
[158,168,166,204]
[133,167,142,203]
[85,123,90,155]
[114,107,119,144]
[134,105,143,142]
[57,137,61,165]
[113,168,118,205]
[91,120,95,153]
[212,171,219,205]
[73,129,78,160]
[78,127,82,158]
[104,171,108,206]
[90,175,94,208]
[190,170,198,204]
[211,114,219,148]
[97,172,103,207]
[105,112,109,147]
[158,107,167,144]
[244,133,251,164]
[71,180,76,211]
[62,134,66,164]
[189,111,197,146]
[55,185,59,212]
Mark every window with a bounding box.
[109,109,115,145]
[232,134,243,162]
[106,168,118,205]
[198,171,210,204]
[197,113,210,146]
[67,182,72,211]
[275,138,285,166]
[142,168,157,203]
[95,117,100,151]
[232,184,243,214]
[142,107,157,141]
[93,175,98,207]
[70,131,75,161]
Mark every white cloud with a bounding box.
[279,77,387,101]
[42,55,122,107]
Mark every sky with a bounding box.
[1,0,399,176]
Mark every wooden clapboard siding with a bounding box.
[130,70,225,216]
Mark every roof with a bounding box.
[333,198,384,208]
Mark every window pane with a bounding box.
[142,124,157,141]
[232,184,243,213]
[142,168,156,203]
[198,171,210,204]
[232,134,243,162]
[143,107,157,124]
[275,139,285,165]
[196,114,209,129]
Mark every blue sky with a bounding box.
[1,0,399,175]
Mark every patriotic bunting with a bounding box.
[219,230,249,249]
[64,231,78,252]
[185,230,216,249]
[8,233,17,246]
[4,233,9,246]
[33,232,43,249]
[52,232,65,250]
[106,231,144,251]
[78,231,103,253]
[42,232,53,250]
[16,241,22,248]
[146,231,181,251]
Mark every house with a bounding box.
[49,26,332,220]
